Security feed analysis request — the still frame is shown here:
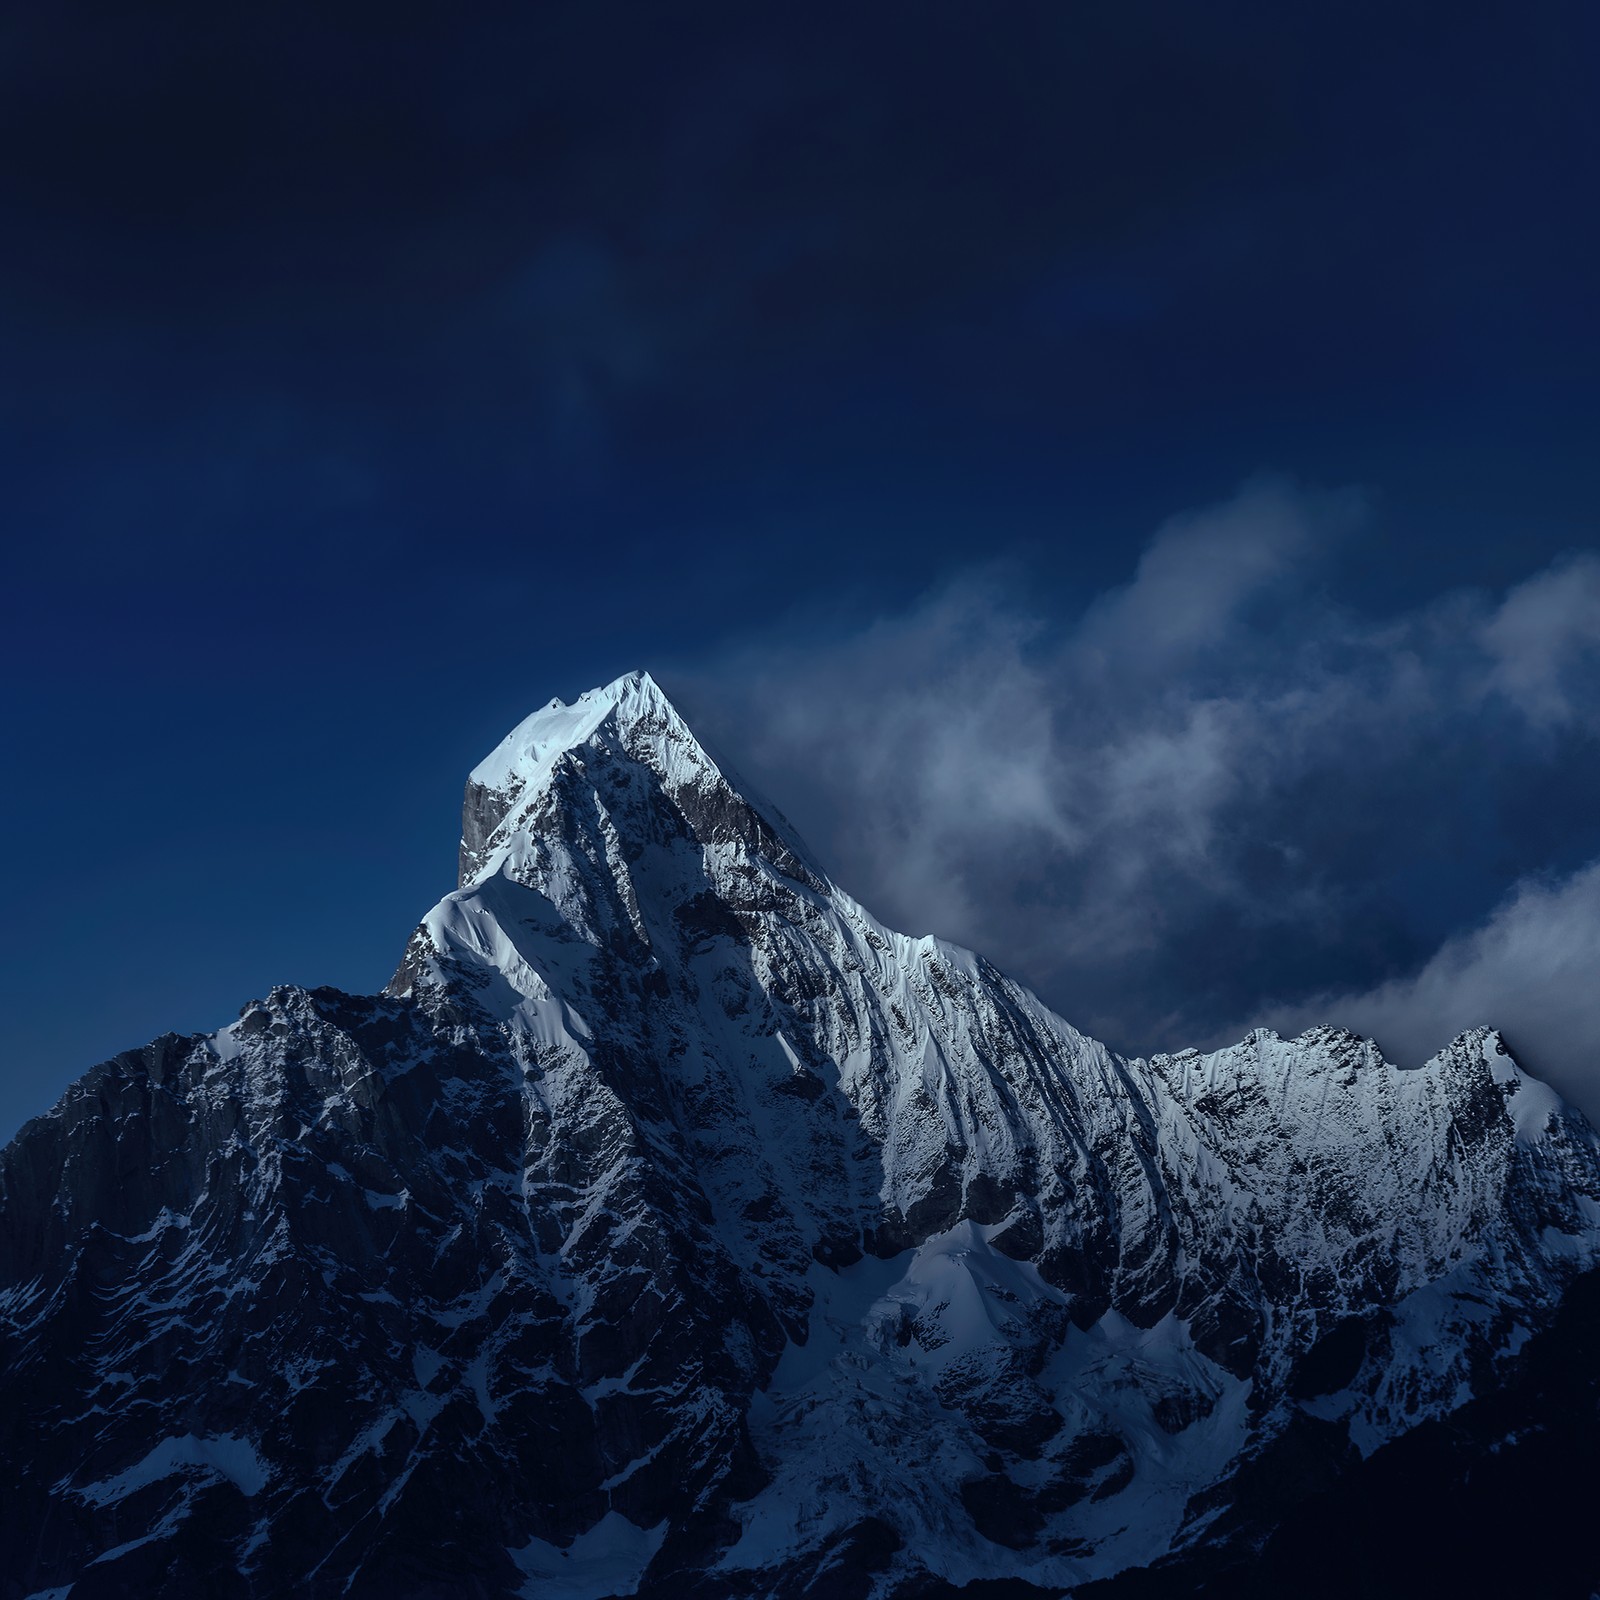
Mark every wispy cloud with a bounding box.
[675,480,1600,1113]
[1482,552,1600,727]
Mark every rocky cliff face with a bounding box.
[4,670,1600,1599]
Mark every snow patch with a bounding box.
[77,1434,268,1506]
[512,1512,666,1599]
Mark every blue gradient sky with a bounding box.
[4,1,1599,1139]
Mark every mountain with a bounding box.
[4,669,1600,1599]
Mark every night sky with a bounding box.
[4,1,1600,1140]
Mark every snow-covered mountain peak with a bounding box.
[409,671,828,1015]
[466,668,679,796]
[10,672,1600,1597]
[455,668,769,891]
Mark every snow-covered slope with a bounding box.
[4,669,1600,1598]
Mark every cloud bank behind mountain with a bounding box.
[678,482,1600,1115]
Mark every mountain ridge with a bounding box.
[3,670,1599,1597]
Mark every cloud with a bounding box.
[673,481,1600,1107]
[1245,859,1600,1118]
[1482,551,1600,726]
[1074,477,1359,675]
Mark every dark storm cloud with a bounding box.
[676,484,1600,1114]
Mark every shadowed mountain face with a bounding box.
[4,671,1600,1599]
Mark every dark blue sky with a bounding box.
[4,1,1600,1139]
